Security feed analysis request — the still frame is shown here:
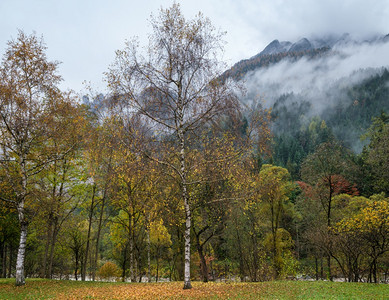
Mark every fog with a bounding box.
[241,37,389,152]
[245,39,389,109]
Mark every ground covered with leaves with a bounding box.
[0,279,388,299]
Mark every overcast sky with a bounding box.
[1,0,389,92]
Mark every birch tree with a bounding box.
[107,4,239,289]
[0,31,63,286]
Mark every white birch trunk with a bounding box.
[183,196,191,289]
[16,161,28,286]
[15,205,27,286]
[178,127,192,289]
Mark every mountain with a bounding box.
[254,39,292,56]
[222,33,389,178]
[288,38,313,52]
[223,34,389,81]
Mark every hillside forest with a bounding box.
[1,4,388,288]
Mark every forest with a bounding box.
[0,4,388,289]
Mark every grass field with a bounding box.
[0,278,388,299]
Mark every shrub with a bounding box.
[97,262,121,281]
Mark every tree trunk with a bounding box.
[8,245,12,278]
[130,220,135,282]
[197,244,209,282]
[1,242,6,278]
[134,252,138,282]
[178,127,192,290]
[373,258,378,283]
[15,160,28,286]
[42,218,52,278]
[82,184,96,281]
[234,222,245,281]
[74,250,79,280]
[92,190,106,281]
[146,219,151,283]
[182,176,192,288]
[121,243,128,282]
[156,248,159,282]
[47,220,59,279]
[15,219,27,286]
[252,238,258,282]
[193,225,212,283]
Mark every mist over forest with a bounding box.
[221,34,389,172]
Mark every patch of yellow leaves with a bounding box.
[54,282,254,300]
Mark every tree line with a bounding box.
[0,4,388,288]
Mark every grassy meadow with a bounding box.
[0,279,388,299]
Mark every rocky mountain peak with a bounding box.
[288,38,313,52]
[256,39,291,57]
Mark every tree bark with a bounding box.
[15,219,27,286]
[179,127,192,290]
[146,218,151,283]
[183,203,191,289]
[193,225,212,283]
[15,159,28,286]
[197,244,209,282]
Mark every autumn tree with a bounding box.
[0,31,69,286]
[300,141,358,280]
[79,112,117,282]
[107,4,240,289]
[190,131,241,282]
[224,159,266,281]
[333,195,389,282]
[33,96,88,279]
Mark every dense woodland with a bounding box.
[1,5,388,288]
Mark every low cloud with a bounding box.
[244,39,389,113]
[240,38,389,152]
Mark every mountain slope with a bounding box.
[223,34,389,178]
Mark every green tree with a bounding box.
[363,112,389,194]
[257,164,297,278]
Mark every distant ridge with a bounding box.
[222,33,389,82]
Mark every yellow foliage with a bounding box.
[334,197,389,234]
[97,261,121,280]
